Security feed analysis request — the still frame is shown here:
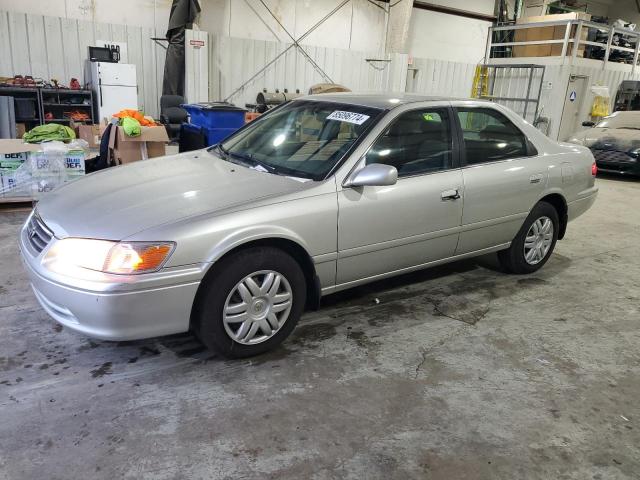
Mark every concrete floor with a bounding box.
[0,176,638,479]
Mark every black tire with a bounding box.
[498,201,559,274]
[193,247,306,358]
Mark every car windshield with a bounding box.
[596,113,640,130]
[216,100,383,180]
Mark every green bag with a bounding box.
[121,117,141,137]
[23,124,76,143]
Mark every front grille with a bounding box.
[25,212,53,255]
[591,148,636,165]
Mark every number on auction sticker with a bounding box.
[326,111,370,125]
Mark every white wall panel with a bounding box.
[44,16,66,82]
[126,26,146,112]
[199,0,387,53]
[0,12,13,76]
[0,10,165,118]
[409,57,477,98]
[76,19,96,62]
[8,11,31,75]
[209,33,406,108]
[0,0,171,32]
[474,57,640,139]
[407,9,490,64]
[185,29,209,103]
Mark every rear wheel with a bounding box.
[498,201,559,274]
[194,247,306,358]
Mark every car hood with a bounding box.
[37,150,311,239]
[569,127,640,151]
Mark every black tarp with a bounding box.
[162,0,201,97]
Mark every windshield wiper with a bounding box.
[218,148,312,179]
[216,143,229,158]
[228,151,278,173]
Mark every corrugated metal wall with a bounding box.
[6,8,635,140]
[488,66,545,123]
[0,10,165,118]
[208,33,408,108]
[406,55,640,139]
[533,63,640,140]
[406,57,477,98]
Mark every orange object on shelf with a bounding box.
[112,109,158,126]
[65,111,90,121]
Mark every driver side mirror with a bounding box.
[582,121,595,127]
[344,163,398,188]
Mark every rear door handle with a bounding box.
[441,188,460,200]
[529,174,544,184]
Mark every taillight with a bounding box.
[591,162,597,176]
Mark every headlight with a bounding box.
[43,238,175,275]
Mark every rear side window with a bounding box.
[456,108,534,165]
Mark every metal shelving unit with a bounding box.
[0,86,42,130]
[0,86,96,130]
[39,88,95,124]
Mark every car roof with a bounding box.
[605,110,640,118]
[297,92,486,109]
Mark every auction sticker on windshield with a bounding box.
[326,111,370,125]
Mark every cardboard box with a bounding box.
[15,123,26,139]
[74,124,102,148]
[108,125,169,165]
[0,140,86,198]
[1,171,32,197]
[514,13,591,58]
[0,140,40,197]
[64,150,86,176]
[29,150,86,177]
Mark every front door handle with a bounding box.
[441,188,460,200]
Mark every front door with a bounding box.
[336,107,463,286]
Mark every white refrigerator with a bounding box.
[88,62,138,122]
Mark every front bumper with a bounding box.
[19,216,205,341]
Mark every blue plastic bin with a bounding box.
[181,102,246,129]
[180,123,238,150]
[203,127,238,145]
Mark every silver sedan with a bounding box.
[20,94,598,357]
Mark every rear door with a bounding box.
[454,106,547,254]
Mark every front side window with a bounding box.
[456,108,532,164]
[365,108,453,177]
[218,100,382,180]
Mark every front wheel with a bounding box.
[194,247,307,358]
[498,201,559,274]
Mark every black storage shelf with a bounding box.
[40,88,95,125]
[0,86,42,127]
[42,102,92,107]
[44,118,92,123]
[0,86,96,129]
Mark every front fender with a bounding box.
[205,225,313,264]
